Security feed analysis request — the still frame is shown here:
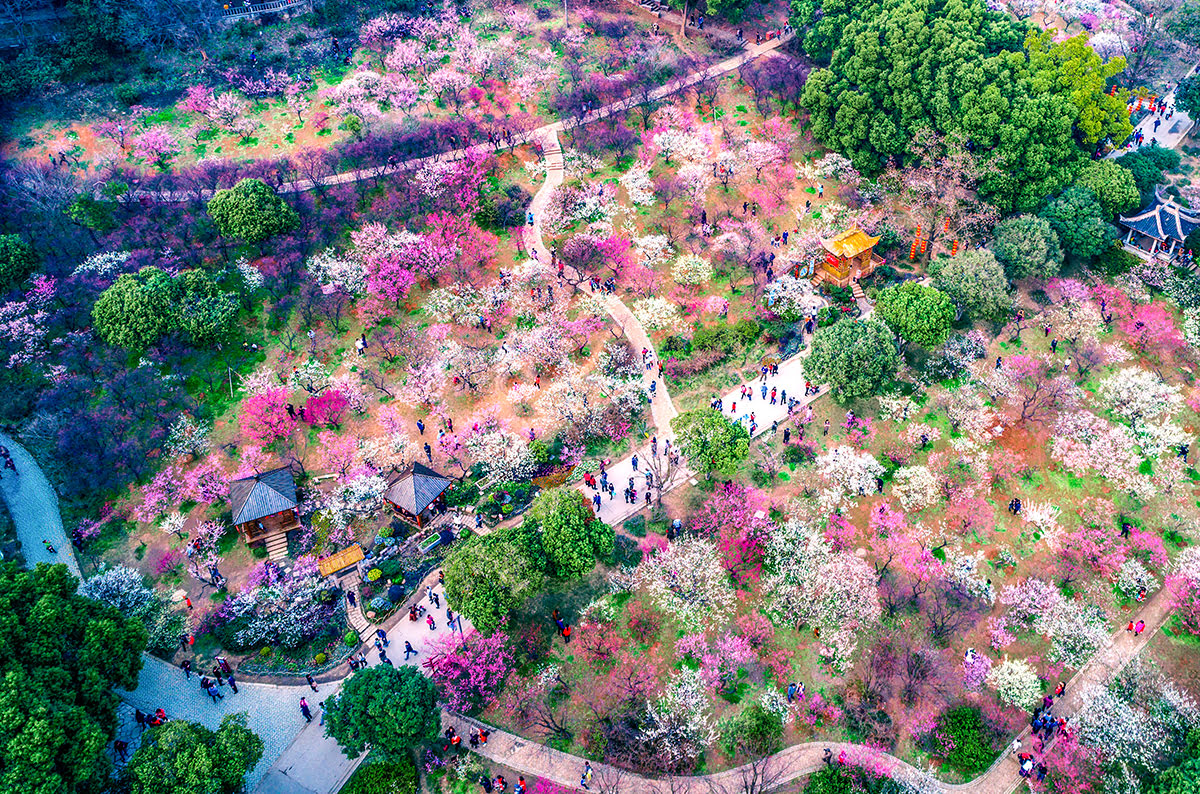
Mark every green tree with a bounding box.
[325,666,438,759]
[0,234,38,293]
[92,266,180,350]
[341,757,419,794]
[934,706,994,775]
[531,488,613,579]
[718,701,784,760]
[794,0,1127,211]
[875,282,954,349]
[1149,728,1200,794]
[1167,1,1200,50]
[1039,186,1118,263]
[1073,160,1141,217]
[991,215,1063,280]
[65,194,119,237]
[177,270,239,345]
[122,713,263,794]
[0,562,146,793]
[442,525,545,634]
[670,408,751,479]
[206,178,299,244]
[1115,144,1181,204]
[1178,74,1200,119]
[929,249,1012,320]
[1186,229,1200,268]
[803,317,899,401]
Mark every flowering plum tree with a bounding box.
[986,657,1042,711]
[690,482,773,584]
[241,388,297,444]
[634,538,736,631]
[427,628,514,713]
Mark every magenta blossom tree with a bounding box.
[690,482,773,584]
[306,389,350,428]
[241,388,298,444]
[427,628,514,713]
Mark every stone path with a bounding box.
[0,431,77,576]
[119,34,795,205]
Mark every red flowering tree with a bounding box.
[1120,301,1185,358]
[241,388,297,444]
[306,390,350,428]
[690,482,773,585]
[427,628,514,714]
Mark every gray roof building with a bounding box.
[229,467,298,525]
[1118,197,1200,245]
[384,463,452,517]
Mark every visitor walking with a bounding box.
[404,641,417,660]
[227,673,238,694]
[206,683,224,703]
[300,698,312,723]
[581,762,593,790]
[306,674,319,692]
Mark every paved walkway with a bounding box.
[0,431,77,576]
[0,400,1182,793]
[447,585,1176,794]
[1107,60,1197,158]
[117,34,794,204]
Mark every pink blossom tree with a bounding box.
[690,482,773,584]
[306,390,350,428]
[427,628,514,713]
[133,127,180,171]
[241,388,297,444]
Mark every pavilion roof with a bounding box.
[384,463,453,515]
[821,228,880,258]
[229,466,298,525]
[1118,197,1200,243]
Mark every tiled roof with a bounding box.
[821,228,881,258]
[229,466,297,525]
[384,463,452,515]
[1119,198,1200,243]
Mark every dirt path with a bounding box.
[118,34,795,204]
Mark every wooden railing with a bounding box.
[220,0,308,20]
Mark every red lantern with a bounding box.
[920,240,927,254]
[951,240,959,256]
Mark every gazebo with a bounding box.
[816,228,884,287]
[229,467,300,561]
[1117,195,1198,262]
[383,463,453,529]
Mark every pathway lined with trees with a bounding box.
[118,34,796,205]
[0,356,1183,794]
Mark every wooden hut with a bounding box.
[383,463,453,529]
[229,467,300,560]
[817,228,883,287]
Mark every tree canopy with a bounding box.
[803,317,900,400]
[929,249,1012,320]
[1114,144,1181,205]
[1073,160,1141,217]
[530,488,613,579]
[92,266,239,350]
[122,713,263,794]
[324,665,438,759]
[991,214,1063,280]
[875,282,954,349]
[206,178,299,244]
[1038,186,1117,263]
[794,0,1131,211]
[670,408,751,479]
[442,523,546,634]
[1178,73,1200,118]
[0,234,39,293]
[0,562,146,794]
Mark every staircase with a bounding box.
[263,530,290,561]
[851,280,870,306]
[346,598,370,635]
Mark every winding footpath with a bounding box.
[0,421,1182,794]
[118,34,795,204]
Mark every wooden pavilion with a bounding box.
[383,463,453,529]
[229,466,300,561]
[816,228,884,287]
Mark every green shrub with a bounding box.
[114,83,141,106]
[1093,244,1139,277]
[934,706,995,776]
[623,515,647,537]
[693,324,735,352]
[344,630,359,646]
[314,652,328,665]
[783,443,816,465]
[367,568,382,581]
[445,481,480,508]
[340,755,418,794]
[734,318,761,345]
[259,647,273,658]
